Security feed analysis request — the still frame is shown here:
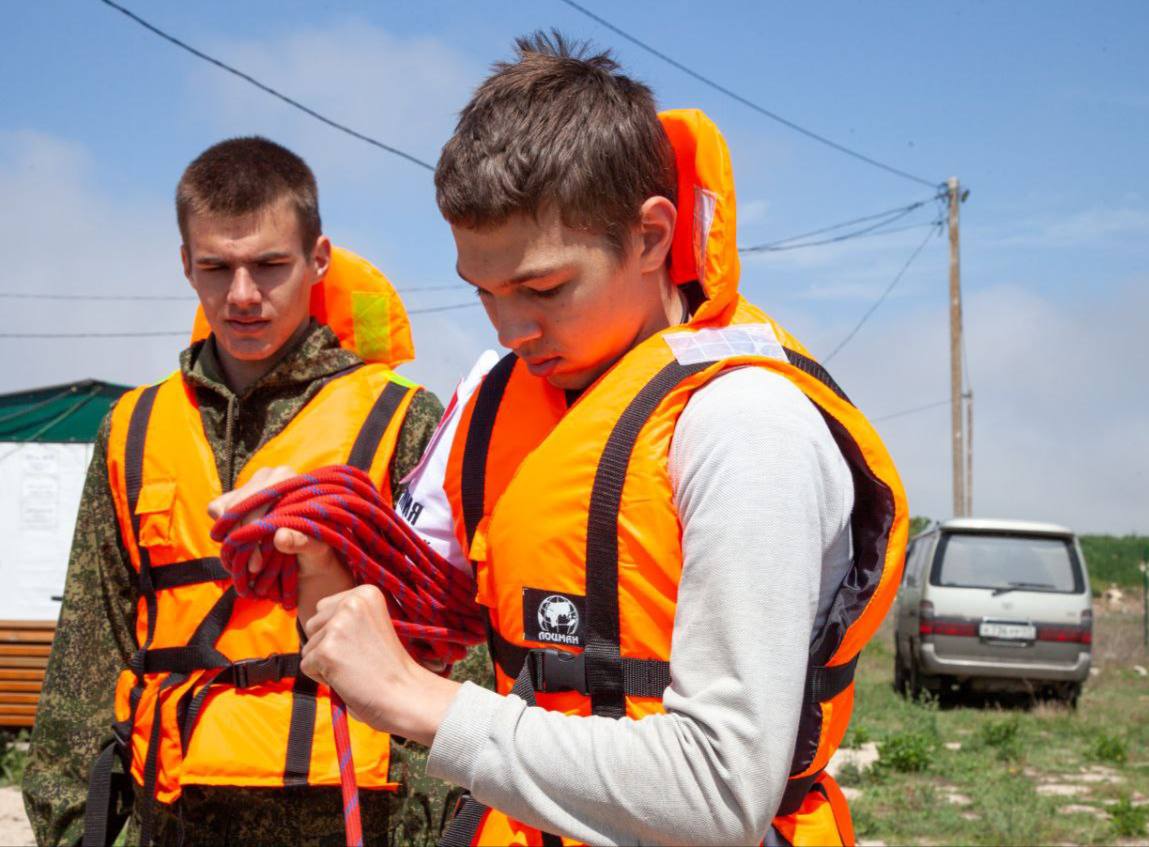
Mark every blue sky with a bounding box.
[2,1,1146,532]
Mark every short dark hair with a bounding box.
[435,31,676,255]
[176,136,321,253]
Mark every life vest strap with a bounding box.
[488,628,672,698]
[347,379,413,471]
[149,557,229,591]
[806,655,857,703]
[82,721,135,847]
[461,353,518,547]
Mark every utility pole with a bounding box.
[965,390,974,516]
[948,177,965,518]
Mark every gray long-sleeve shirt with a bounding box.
[425,366,855,846]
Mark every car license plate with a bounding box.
[979,621,1036,640]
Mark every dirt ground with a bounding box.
[0,785,33,846]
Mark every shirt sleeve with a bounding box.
[396,351,500,569]
[23,413,139,847]
[426,367,855,846]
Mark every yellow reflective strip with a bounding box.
[351,290,392,364]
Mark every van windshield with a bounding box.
[931,533,1082,593]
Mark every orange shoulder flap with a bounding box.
[191,245,415,367]
[660,109,741,327]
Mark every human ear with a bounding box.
[638,196,676,274]
[180,244,193,283]
[311,235,332,284]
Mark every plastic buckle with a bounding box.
[529,649,587,694]
[231,655,285,689]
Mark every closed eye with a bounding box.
[525,282,566,299]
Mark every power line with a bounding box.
[557,0,939,188]
[98,0,435,172]
[870,398,950,423]
[758,220,941,253]
[0,292,196,302]
[822,222,941,364]
[740,195,940,253]
[0,284,467,302]
[0,302,482,338]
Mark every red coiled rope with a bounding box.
[210,465,486,847]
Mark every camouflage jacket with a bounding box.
[23,322,445,847]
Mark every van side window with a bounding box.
[904,540,922,587]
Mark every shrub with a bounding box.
[1089,732,1128,765]
[0,730,28,786]
[979,716,1023,762]
[844,723,872,748]
[878,728,937,773]
[1110,797,1149,838]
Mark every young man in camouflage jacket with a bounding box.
[23,137,444,847]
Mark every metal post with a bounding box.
[1141,555,1148,650]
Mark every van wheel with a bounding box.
[1062,682,1082,709]
[908,654,935,702]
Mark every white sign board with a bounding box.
[0,442,93,620]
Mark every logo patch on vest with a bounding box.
[523,588,585,646]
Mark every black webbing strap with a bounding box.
[124,384,161,679]
[488,628,671,698]
[438,662,563,847]
[775,657,860,818]
[584,361,707,718]
[347,380,411,472]
[149,557,229,591]
[138,671,189,847]
[82,729,133,847]
[283,671,319,786]
[806,655,858,703]
[460,353,517,547]
[781,347,852,406]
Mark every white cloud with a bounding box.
[820,279,1148,534]
[187,20,479,183]
[983,206,1149,249]
[0,131,193,394]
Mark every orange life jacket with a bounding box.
[101,366,418,813]
[438,110,908,847]
[191,245,416,369]
[84,246,423,846]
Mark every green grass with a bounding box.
[1080,534,1149,591]
[845,607,1149,845]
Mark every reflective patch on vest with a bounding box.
[693,186,718,285]
[522,588,585,647]
[664,323,787,365]
[352,290,393,364]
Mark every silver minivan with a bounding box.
[894,518,1092,704]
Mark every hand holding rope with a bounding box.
[211,465,486,847]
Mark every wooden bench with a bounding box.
[0,621,57,728]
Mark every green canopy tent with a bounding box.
[0,380,131,724]
[0,379,130,443]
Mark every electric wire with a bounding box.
[557,0,939,188]
[0,283,466,302]
[98,0,435,172]
[744,213,939,254]
[0,302,481,338]
[740,195,939,253]
[870,398,951,424]
[822,221,942,364]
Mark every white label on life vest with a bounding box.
[664,323,786,365]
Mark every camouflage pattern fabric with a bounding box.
[23,321,448,846]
